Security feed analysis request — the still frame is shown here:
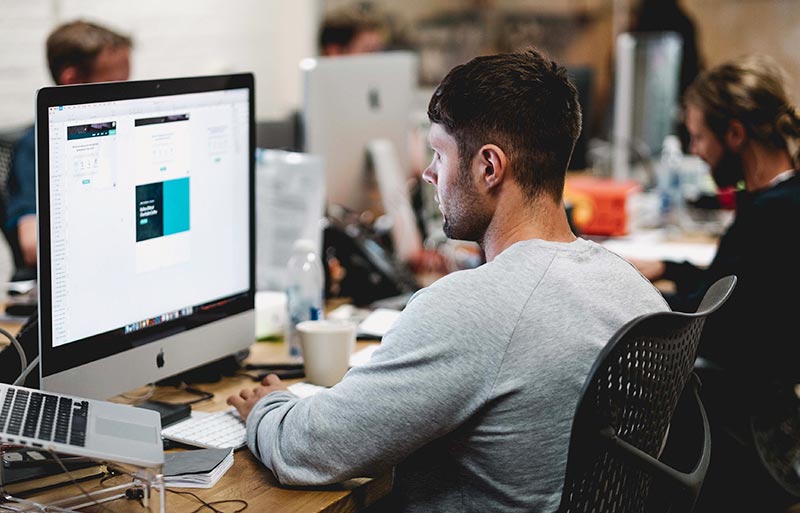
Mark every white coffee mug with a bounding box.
[297,320,357,387]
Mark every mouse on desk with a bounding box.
[257,368,305,381]
[4,302,37,317]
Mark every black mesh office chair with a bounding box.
[558,275,737,513]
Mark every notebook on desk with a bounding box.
[0,384,164,469]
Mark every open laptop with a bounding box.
[0,383,163,468]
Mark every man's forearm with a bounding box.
[17,214,37,268]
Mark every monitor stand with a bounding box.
[155,348,250,387]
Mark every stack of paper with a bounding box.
[356,308,401,339]
[163,448,234,489]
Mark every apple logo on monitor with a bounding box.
[157,349,165,368]
[368,88,380,110]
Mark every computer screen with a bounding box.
[301,51,419,215]
[35,74,255,400]
[612,31,683,182]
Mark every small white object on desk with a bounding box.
[287,381,328,398]
[357,308,402,339]
[349,344,379,367]
[255,291,286,339]
[600,229,717,267]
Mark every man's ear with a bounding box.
[477,144,508,190]
[725,119,746,151]
[58,66,84,86]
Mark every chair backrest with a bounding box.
[559,275,737,513]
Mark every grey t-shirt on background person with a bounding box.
[246,237,669,513]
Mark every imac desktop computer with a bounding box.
[35,73,256,400]
[300,51,419,216]
[300,51,424,296]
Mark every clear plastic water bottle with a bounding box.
[284,239,325,360]
[657,134,685,230]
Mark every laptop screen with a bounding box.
[36,74,255,394]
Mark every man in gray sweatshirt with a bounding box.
[228,48,668,512]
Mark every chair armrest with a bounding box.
[598,375,710,497]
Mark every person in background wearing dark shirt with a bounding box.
[6,20,131,274]
[630,54,800,512]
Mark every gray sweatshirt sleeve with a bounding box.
[244,273,513,485]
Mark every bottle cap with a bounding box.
[662,134,682,154]
[293,238,317,254]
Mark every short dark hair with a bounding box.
[318,6,385,52]
[427,48,582,203]
[46,20,132,85]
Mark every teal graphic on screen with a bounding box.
[136,177,190,242]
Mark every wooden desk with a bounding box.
[6,340,392,513]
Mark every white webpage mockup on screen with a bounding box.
[37,75,254,401]
[45,91,249,348]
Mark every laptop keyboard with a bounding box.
[0,388,89,447]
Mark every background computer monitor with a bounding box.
[612,31,683,182]
[35,74,256,400]
[565,65,594,171]
[301,51,419,215]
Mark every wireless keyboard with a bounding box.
[161,409,246,450]
[160,383,328,450]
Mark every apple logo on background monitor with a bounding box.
[156,349,165,368]
[368,88,380,110]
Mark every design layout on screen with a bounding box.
[46,89,250,347]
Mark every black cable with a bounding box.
[49,450,118,513]
[0,326,27,381]
[243,363,303,371]
[234,369,263,381]
[100,467,121,486]
[104,461,248,513]
[173,383,215,405]
[259,369,305,380]
[236,369,306,381]
[169,488,248,513]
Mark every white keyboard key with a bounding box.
[162,409,246,450]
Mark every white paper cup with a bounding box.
[297,320,357,387]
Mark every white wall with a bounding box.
[0,0,319,130]
[0,0,319,284]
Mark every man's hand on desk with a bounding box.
[627,258,666,282]
[227,374,288,421]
